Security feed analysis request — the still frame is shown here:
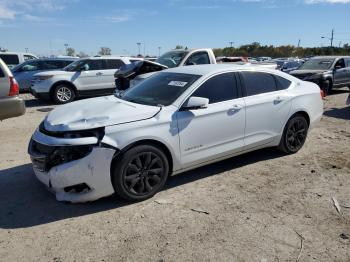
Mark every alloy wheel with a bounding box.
[123,152,165,196]
[286,118,308,151]
[56,86,72,102]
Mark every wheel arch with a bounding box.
[111,139,174,175]
[50,80,78,97]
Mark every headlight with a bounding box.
[37,75,54,80]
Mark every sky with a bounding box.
[0,0,350,56]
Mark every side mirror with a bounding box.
[334,65,342,70]
[185,61,195,66]
[181,96,209,111]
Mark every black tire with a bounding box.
[322,80,332,96]
[278,115,309,154]
[112,145,169,202]
[52,84,76,104]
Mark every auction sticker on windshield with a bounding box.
[168,81,188,87]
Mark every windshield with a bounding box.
[64,59,87,71]
[119,72,201,106]
[156,51,188,68]
[298,58,334,70]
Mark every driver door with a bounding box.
[333,58,347,86]
[175,72,245,169]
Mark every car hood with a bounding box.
[44,95,161,132]
[290,69,327,76]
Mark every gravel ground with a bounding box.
[0,90,349,262]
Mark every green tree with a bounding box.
[175,45,184,49]
[98,47,112,56]
[66,47,75,57]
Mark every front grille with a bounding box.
[28,139,93,172]
[39,122,104,139]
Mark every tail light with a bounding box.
[8,76,19,96]
[320,89,325,100]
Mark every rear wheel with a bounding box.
[278,115,309,154]
[52,84,75,104]
[112,145,169,201]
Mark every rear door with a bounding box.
[333,58,347,86]
[103,59,125,89]
[240,71,292,149]
[344,58,350,86]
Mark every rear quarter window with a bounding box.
[0,67,4,77]
[274,75,291,90]
[0,54,20,65]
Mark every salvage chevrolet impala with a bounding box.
[28,64,324,203]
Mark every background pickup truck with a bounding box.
[115,48,216,90]
[115,48,278,90]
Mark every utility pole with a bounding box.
[297,39,301,48]
[136,42,141,56]
[64,43,68,55]
[331,29,334,48]
[158,46,161,57]
[229,41,234,48]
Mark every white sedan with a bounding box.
[28,64,324,203]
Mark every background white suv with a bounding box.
[30,56,134,104]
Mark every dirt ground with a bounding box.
[0,89,349,262]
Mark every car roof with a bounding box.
[311,56,350,59]
[163,64,280,76]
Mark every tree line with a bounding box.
[213,42,350,58]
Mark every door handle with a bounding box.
[96,72,103,76]
[274,96,284,103]
[231,104,244,110]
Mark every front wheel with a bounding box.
[278,115,309,154]
[52,85,76,104]
[112,145,169,202]
[321,80,332,96]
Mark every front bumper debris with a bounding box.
[28,127,117,203]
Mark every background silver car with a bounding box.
[12,58,77,91]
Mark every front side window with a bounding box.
[241,72,278,96]
[185,52,210,65]
[192,73,238,104]
[64,59,103,71]
[335,59,346,69]
[0,67,4,78]
[120,72,201,106]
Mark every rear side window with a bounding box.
[40,60,70,70]
[186,52,210,65]
[0,54,20,65]
[241,72,277,96]
[192,73,238,104]
[86,60,103,70]
[274,75,291,90]
[105,59,124,69]
[0,67,4,78]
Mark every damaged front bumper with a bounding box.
[28,126,117,203]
